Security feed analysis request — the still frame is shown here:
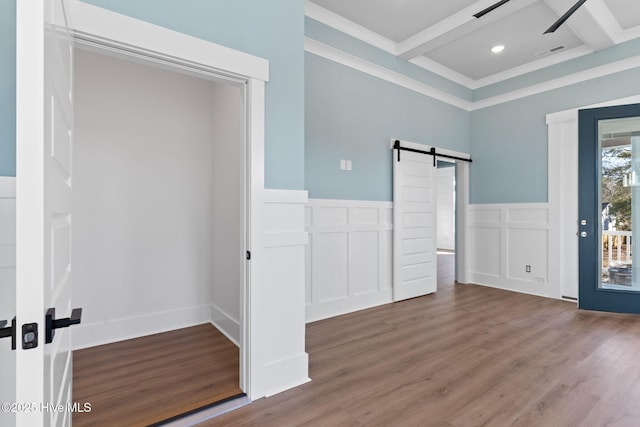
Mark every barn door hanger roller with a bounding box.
[393,140,472,166]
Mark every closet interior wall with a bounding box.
[72,48,243,349]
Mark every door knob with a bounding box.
[45,308,82,344]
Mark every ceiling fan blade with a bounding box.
[473,0,512,19]
[544,0,587,34]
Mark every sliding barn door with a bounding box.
[393,149,438,302]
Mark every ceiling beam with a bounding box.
[397,0,538,60]
[542,0,617,50]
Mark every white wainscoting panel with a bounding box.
[306,199,393,322]
[469,204,555,299]
[262,189,310,396]
[0,177,16,427]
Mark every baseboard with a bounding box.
[306,289,393,323]
[470,273,555,300]
[72,304,212,350]
[262,352,311,397]
[210,303,240,347]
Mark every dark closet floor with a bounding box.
[73,323,241,426]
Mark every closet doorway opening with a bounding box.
[436,160,456,285]
[70,46,249,425]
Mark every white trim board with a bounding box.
[0,177,16,198]
[304,35,640,112]
[70,0,268,82]
[263,189,310,394]
[0,177,16,269]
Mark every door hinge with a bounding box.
[246,251,251,260]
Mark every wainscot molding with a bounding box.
[0,177,16,270]
[261,189,311,394]
[468,203,555,299]
[306,198,393,322]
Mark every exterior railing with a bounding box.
[603,230,632,266]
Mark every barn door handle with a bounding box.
[45,308,82,344]
[0,317,17,350]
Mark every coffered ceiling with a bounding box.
[307,0,640,87]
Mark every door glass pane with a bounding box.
[599,116,640,291]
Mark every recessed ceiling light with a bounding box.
[491,45,505,53]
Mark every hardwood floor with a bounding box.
[73,323,241,426]
[200,253,640,426]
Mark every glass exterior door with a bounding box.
[579,104,640,313]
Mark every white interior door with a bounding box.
[393,148,438,301]
[16,1,75,425]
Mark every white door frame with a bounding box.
[67,1,268,399]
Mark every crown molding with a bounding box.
[304,38,472,111]
[408,56,476,88]
[305,36,640,112]
[472,45,594,89]
[304,1,398,54]
[472,53,640,110]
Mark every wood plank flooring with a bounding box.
[200,253,640,426]
[73,323,241,426]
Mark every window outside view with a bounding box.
[600,117,640,291]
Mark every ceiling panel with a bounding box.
[604,0,640,30]
[309,0,640,84]
[424,1,584,80]
[311,0,480,42]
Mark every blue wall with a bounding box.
[3,2,640,203]
[304,17,470,201]
[305,53,469,201]
[0,0,305,189]
[0,0,15,177]
[470,66,640,204]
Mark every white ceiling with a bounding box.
[308,0,640,86]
